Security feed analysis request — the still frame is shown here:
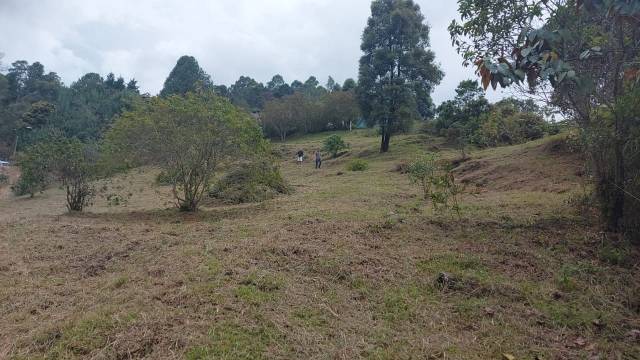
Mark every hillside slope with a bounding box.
[0,131,638,359]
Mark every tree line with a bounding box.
[0,57,141,158]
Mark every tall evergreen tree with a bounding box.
[160,55,213,97]
[358,0,443,152]
[126,79,139,93]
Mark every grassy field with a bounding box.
[0,130,638,359]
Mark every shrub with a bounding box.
[209,160,290,204]
[12,144,51,197]
[347,159,369,171]
[322,134,349,158]
[406,154,438,200]
[0,173,8,185]
[407,154,464,217]
[105,93,265,212]
[15,137,97,211]
[471,106,547,147]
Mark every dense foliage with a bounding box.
[0,60,140,158]
[430,80,548,149]
[260,86,361,140]
[358,0,443,152]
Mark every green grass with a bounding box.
[234,273,284,306]
[38,311,137,359]
[186,322,280,360]
[292,307,329,328]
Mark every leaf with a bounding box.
[480,66,491,90]
[503,354,516,360]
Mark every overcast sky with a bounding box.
[0,0,505,103]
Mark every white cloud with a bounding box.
[0,0,506,102]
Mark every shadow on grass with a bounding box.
[65,202,272,224]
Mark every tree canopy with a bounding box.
[160,55,213,97]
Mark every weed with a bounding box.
[347,159,369,171]
[599,243,633,267]
[204,258,221,277]
[110,276,129,289]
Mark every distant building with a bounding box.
[0,160,10,167]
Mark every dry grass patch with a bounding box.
[0,132,638,359]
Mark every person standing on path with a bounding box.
[297,150,304,165]
[315,150,322,169]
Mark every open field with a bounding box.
[1,131,639,359]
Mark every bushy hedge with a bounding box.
[209,160,291,204]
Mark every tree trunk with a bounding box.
[608,132,625,232]
[606,20,626,232]
[380,131,390,153]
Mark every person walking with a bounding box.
[296,150,304,165]
[315,150,322,169]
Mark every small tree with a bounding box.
[56,140,97,212]
[407,154,464,217]
[15,137,96,211]
[105,92,264,212]
[322,134,349,158]
[13,144,51,197]
[407,154,438,200]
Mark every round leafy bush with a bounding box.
[322,134,350,158]
[347,159,369,171]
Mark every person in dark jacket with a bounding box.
[315,150,322,169]
[296,150,304,165]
